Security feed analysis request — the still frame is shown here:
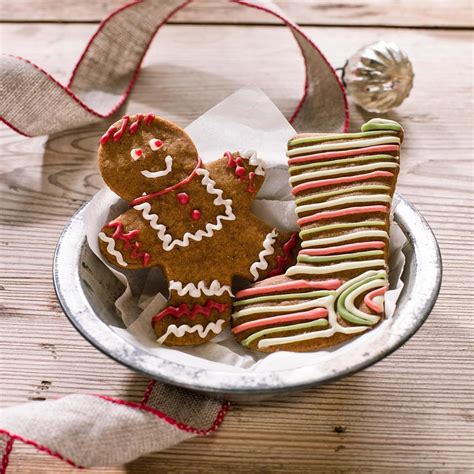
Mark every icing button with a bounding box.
[235,165,246,178]
[191,209,201,221]
[177,192,190,205]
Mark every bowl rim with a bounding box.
[53,192,442,397]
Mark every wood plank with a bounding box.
[1,23,473,472]
[1,0,473,28]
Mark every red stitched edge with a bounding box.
[0,429,82,470]
[0,117,32,137]
[68,0,145,88]
[10,55,107,119]
[141,380,156,404]
[0,435,14,474]
[233,0,350,132]
[2,0,348,137]
[95,394,230,436]
[68,0,194,120]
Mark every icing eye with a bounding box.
[130,148,143,160]
[149,138,163,151]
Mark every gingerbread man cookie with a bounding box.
[232,118,403,352]
[97,114,298,346]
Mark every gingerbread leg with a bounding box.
[152,280,233,346]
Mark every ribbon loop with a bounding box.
[0,0,348,137]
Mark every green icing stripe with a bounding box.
[241,318,329,347]
[296,194,391,215]
[337,273,386,325]
[295,185,391,205]
[361,118,403,133]
[287,136,400,158]
[233,290,333,307]
[288,129,398,147]
[297,250,384,264]
[299,220,385,238]
[289,154,398,174]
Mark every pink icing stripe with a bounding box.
[364,286,387,313]
[236,279,342,298]
[297,205,388,226]
[299,241,385,256]
[292,171,394,195]
[288,144,399,164]
[232,308,329,335]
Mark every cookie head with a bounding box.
[98,114,199,201]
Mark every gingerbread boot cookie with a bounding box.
[97,114,298,346]
[232,119,403,352]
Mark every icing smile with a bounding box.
[141,155,173,178]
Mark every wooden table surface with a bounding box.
[1,1,473,472]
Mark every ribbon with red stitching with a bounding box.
[0,0,348,138]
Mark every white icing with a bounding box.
[301,230,389,248]
[98,232,127,267]
[286,259,386,277]
[286,136,400,157]
[240,149,265,176]
[233,296,328,320]
[149,138,162,151]
[169,280,233,297]
[289,161,399,184]
[249,229,278,281]
[141,155,173,178]
[296,194,391,214]
[373,295,384,309]
[130,148,143,161]
[256,295,367,349]
[157,319,226,344]
[134,168,235,251]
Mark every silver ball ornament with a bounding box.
[343,41,414,113]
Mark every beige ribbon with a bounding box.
[0,0,348,137]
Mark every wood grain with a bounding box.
[1,19,473,474]
[1,0,473,27]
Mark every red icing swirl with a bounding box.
[107,221,150,266]
[152,300,229,324]
[100,113,155,144]
[268,232,298,277]
[225,151,258,193]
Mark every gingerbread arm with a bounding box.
[206,150,266,207]
[98,207,161,270]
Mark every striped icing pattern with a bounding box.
[295,184,391,205]
[292,170,395,195]
[289,161,399,185]
[288,144,400,165]
[288,130,399,147]
[301,230,389,248]
[232,119,402,349]
[289,153,398,173]
[295,194,392,215]
[287,136,400,157]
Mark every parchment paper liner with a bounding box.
[84,88,406,374]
